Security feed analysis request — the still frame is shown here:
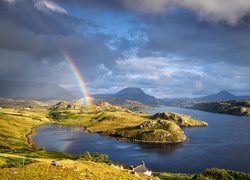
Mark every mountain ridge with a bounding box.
[163,90,250,102]
[196,90,237,101]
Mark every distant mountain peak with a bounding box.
[114,87,157,102]
[199,90,236,101]
[217,90,232,95]
[116,87,145,95]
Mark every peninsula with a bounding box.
[48,101,208,144]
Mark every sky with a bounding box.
[1,0,250,98]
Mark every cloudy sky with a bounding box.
[1,0,250,98]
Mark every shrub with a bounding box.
[0,156,37,169]
[192,174,210,180]
[79,151,112,165]
[193,168,250,180]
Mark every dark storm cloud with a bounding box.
[1,0,250,97]
[0,0,81,35]
[138,12,250,67]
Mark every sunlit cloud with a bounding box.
[34,0,68,14]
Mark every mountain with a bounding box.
[91,94,114,98]
[0,80,73,99]
[113,87,164,107]
[90,87,163,107]
[196,91,237,101]
[162,91,240,103]
[114,87,157,101]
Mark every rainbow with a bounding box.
[61,50,93,108]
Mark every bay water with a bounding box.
[32,107,250,173]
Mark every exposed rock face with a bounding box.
[139,121,157,129]
[152,112,187,125]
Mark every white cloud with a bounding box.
[122,0,250,25]
[34,0,68,14]
[115,57,207,98]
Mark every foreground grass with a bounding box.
[0,159,155,180]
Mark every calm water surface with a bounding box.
[32,107,250,173]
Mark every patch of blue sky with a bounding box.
[61,3,148,50]
[172,8,188,15]
[164,66,180,71]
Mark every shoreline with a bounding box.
[26,123,190,152]
[25,124,44,150]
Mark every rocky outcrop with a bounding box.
[51,161,64,168]
[137,120,187,142]
[139,121,157,129]
[151,112,207,127]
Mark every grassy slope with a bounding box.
[0,158,154,180]
[0,108,50,150]
[0,107,72,159]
